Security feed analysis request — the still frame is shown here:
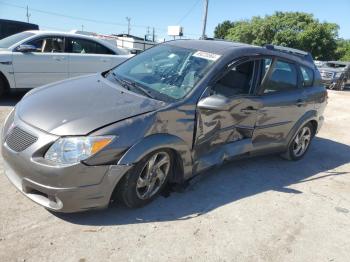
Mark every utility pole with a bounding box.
[81,25,84,31]
[126,17,131,35]
[26,5,31,23]
[152,27,155,42]
[201,0,209,39]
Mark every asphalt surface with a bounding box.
[0,90,349,262]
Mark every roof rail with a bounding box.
[264,44,313,63]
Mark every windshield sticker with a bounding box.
[192,51,221,61]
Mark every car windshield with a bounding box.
[108,44,218,100]
[0,31,35,48]
[325,63,347,68]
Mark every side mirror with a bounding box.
[16,44,37,53]
[130,49,140,55]
[197,94,230,111]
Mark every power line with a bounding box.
[0,1,164,31]
[176,0,201,25]
[0,0,202,38]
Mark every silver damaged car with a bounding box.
[1,40,327,212]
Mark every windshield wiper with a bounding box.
[112,73,155,99]
[125,80,156,99]
[110,72,130,90]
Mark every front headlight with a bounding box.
[44,136,115,165]
[335,72,343,78]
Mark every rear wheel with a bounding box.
[281,123,314,161]
[117,149,173,208]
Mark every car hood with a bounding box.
[17,74,166,136]
[318,67,345,73]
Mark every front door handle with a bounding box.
[296,99,306,107]
[241,106,258,114]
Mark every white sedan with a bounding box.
[0,30,132,96]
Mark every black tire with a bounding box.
[117,149,173,208]
[0,75,6,97]
[281,122,314,161]
[339,79,346,91]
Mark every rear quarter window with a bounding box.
[300,66,314,87]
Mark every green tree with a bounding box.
[336,40,350,61]
[214,20,235,39]
[222,12,339,60]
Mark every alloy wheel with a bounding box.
[136,151,171,200]
[292,126,312,157]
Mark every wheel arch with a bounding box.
[285,110,319,147]
[0,71,10,90]
[117,133,193,183]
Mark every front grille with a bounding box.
[320,71,334,79]
[6,127,38,152]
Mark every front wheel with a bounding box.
[117,149,173,208]
[339,79,346,91]
[281,123,314,161]
[0,76,6,97]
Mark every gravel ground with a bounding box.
[0,90,349,262]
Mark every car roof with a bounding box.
[166,39,253,55]
[25,30,123,54]
[166,39,315,69]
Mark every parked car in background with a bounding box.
[1,40,327,212]
[0,19,39,40]
[0,30,132,96]
[314,60,326,68]
[317,61,350,90]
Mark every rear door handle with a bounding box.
[296,99,306,107]
[53,56,65,61]
[241,107,258,114]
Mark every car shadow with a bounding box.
[0,90,28,107]
[55,137,350,225]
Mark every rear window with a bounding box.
[300,66,314,87]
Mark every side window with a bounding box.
[96,43,114,55]
[68,38,114,55]
[300,66,314,87]
[263,60,298,93]
[259,58,273,85]
[27,36,64,53]
[213,60,256,97]
[69,38,96,54]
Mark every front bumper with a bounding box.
[1,112,131,213]
[321,79,334,87]
[321,77,343,88]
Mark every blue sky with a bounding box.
[1,0,349,41]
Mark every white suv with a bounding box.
[0,30,132,96]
